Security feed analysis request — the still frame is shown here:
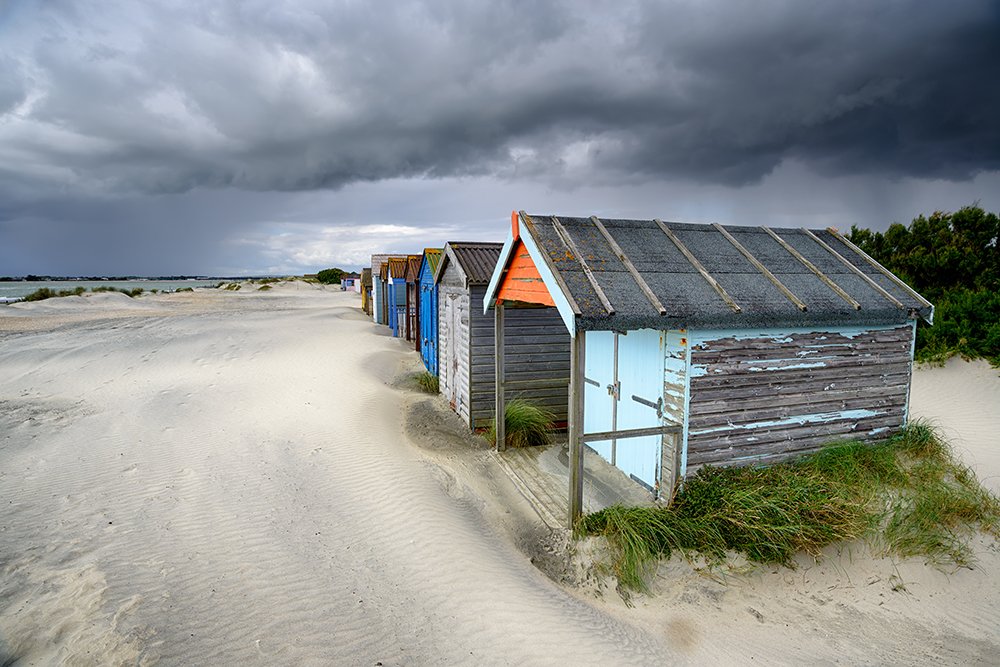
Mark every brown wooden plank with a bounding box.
[590,215,667,315]
[761,226,862,309]
[655,219,741,312]
[801,228,905,309]
[552,217,615,314]
[826,227,934,309]
[712,222,808,311]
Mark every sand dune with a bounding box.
[1,286,997,665]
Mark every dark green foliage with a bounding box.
[486,399,556,448]
[581,423,1000,591]
[848,205,1000,365]
[316,268,346,284]
[174,287,194,293]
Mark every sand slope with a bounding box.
[1,286,997,665]
[0,287,666,664]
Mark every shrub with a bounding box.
[257,284,272,291]
[22,286,85,301]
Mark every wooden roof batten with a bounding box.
[655,219,742,313]
[761,226,862,310]
[519,212,583,317]
[551,216,615,315]
[801,228,905,309]
[712,223,808,312]
[589,215,667,315]
[825,227,935,310]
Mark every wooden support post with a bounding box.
[568,330,586,529]
[495,301,506,452]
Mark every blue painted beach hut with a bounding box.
[387,256,409,336]
[417,248,443,372]
[485,211,934,526]
[370,254,391,325]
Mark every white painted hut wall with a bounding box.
[437,262,471,427]
[683,323,914,471]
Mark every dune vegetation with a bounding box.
[581,422,1000,592]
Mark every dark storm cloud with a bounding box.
[2,0,998,203]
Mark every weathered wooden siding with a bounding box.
[438,264,472,426]
[685,324,913,469]
[471,291,570,429]
[660,330,688,494]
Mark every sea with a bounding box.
[0,279,223,303]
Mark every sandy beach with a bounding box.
[1,284,998,665]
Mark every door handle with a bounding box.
[631,394,663,418]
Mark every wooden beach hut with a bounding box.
[361,268,373,315]
[484,211,934,526]
[370,254,391,324]
[387,256,409,337]
[437,241,570,431]
[418,248,443,372]
[405,255,422,344]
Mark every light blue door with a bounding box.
[582,329,664,492]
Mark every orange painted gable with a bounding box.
[496,239,555,307]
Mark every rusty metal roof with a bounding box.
[421,248,443,278]
[386,256,408,280]
[405,255,422,282]
[435,242,503,285]
[492,213,933,332]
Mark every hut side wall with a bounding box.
[472,295,571,429]
[685,324,913,470]
[438,264,472,426]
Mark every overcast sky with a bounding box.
[2,0,998,276]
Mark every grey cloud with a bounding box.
[2,0,997,202]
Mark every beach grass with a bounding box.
[486,399,556,448]
[580,422,1000,591]
[257,284,272,291]
[414,371,439,393]
[21,285,148,302]
[223,282,242,291]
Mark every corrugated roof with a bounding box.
[387,256,408,280]
[513,213,933,331]
[437,242,503,285]
[405,255,422,282]
[370,253,392,274]
[422,248,443,276]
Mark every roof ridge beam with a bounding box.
[590,216,666,315]
[825,227,934,309]
[656,219,741,313]
[712,223,807,312]
[801,228,904,309]
[761,226,861,310]
[552,217,615,314]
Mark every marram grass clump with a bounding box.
[580,422,1000,592]
[414,371,439,394]
[487,399,556,448]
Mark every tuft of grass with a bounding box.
[91,286,143,297]
[223,282,242,291]
[23,286,86,301]
[257,284,272,291]
[580,422,1000,591]
[486,399,556,448]
[414,371,439,393]
[174,287,194,293]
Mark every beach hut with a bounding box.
[361,268,373,315]
[370,255,391,324]
[484,211,933,525]
[404,255,422,344]
[437,241,571,431]
[417,248,443,372]
[387,256,409,337]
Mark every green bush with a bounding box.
[22,286,86,301]
[316,268,346,284]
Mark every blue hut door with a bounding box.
[583,329,664,493]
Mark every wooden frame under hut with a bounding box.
[484,211,933,527]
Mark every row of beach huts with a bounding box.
[356,211,934,524]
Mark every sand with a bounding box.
[1,285,997,665]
